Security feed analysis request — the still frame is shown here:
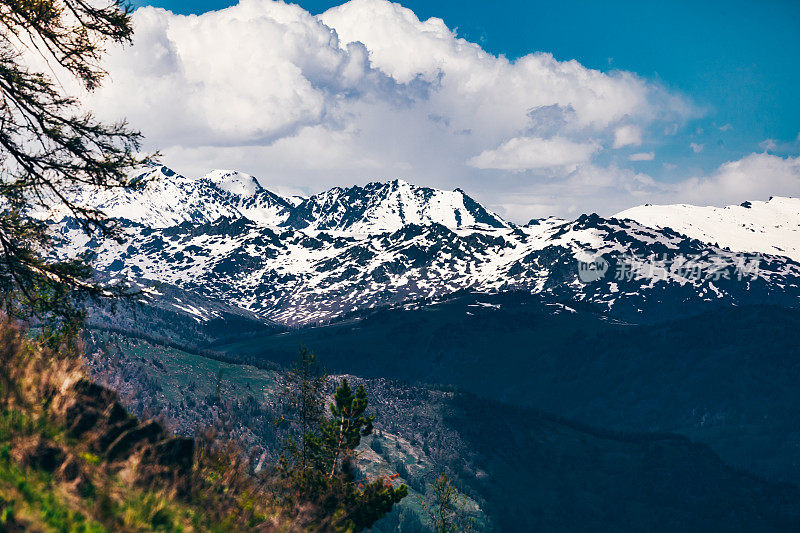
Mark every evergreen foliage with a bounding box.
[320,378,373,478]
[279,350,408,531]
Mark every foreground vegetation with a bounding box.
[0,320,275,531]
[0,320,407,531]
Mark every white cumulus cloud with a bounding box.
[84,0,712,218]
[485,152,800,221]
[612,125,643,148]
[675,153,800,206]
[468,137,598,171]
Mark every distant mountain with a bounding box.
[71,165,505,233]
[286,179,508,232]
[616,196,800,262]
[54,166,800,327]
[202,169,296,226]
[57,212,800,326]
[220,292,800,486]
[73,166,293,228]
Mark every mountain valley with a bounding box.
[52,165,800,531]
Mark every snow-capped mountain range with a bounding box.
[54,165,800,326]
[79,166,506,233]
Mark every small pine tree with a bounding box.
[280,347,326,481]
[320,378,374,478]
[319,378,407,531]
[279,367,408,531]
[422,472,474,533]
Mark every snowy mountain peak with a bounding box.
[64,165,290,228]
[64,202,800,327]
[129,164,178,186]
[615,196,800,262]
[203,170,264,197]
[74,165,242,227]
[69,165,800,262]
[286,179,509,232]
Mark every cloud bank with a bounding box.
[88,0,799,220]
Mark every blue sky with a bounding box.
[112,0,800,218]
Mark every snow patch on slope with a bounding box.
[615,197,800,262]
